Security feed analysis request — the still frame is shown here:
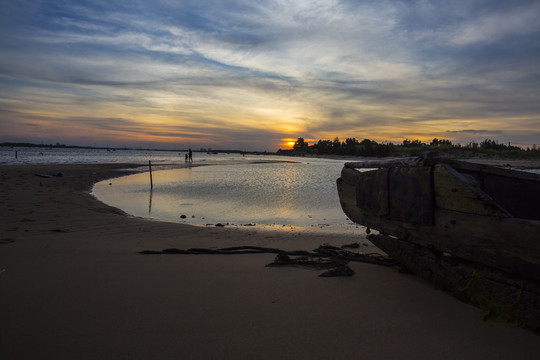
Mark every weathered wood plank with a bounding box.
[337,173,540,281]
[368,234,540,333]
[425,157,540,182]
[340,167,361,186]
[339,157,540,331]
[387,167,434,225]
[482,174,540,220]
[413,211,540,281]
[433,164,511,217]
[355,168,389,217]
[345,157,422,169]
[346,155,540,182]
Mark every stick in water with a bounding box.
[149,160,153,189]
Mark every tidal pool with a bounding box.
[92,159,358,228]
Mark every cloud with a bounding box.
[445,129,503,134]
[1,0,539,150]
[447,2,540,46]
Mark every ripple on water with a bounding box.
[92,159,357,229]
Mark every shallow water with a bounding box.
[92,158,357,228]
[0,146,270,165]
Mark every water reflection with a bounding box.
[93,159,354,227]
[148,188,153,214]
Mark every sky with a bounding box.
[1,0,540,151]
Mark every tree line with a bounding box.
[277,137,538,158]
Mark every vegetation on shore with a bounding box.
[3,139,539,159]
[277,137,540,159]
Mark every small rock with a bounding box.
[180,215,187,219]
[319,265,355,277]
[273,253,291,264]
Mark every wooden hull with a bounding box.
[368,233,540,332]
[337,156,540,332]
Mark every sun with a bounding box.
[281,138,297,149]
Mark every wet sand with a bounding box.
[1,163,539,359]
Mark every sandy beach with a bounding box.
[1,163,539,359]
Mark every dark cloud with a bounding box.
[1,0,539,150]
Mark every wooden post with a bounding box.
[149,160,153,189]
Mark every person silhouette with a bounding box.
[188,148,193,163]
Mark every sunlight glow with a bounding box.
[281,138,298,149]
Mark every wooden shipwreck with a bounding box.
[336,154,540,332]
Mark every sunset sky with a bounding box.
[1,0,539,151]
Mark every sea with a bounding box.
[1,146,361,232]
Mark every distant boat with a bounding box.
[337,153,540,332]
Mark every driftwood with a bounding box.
[140,244,394,266]
[337,164,540,282]
[368,234,540,333]
[337,155,540,332]
[265,253,354,277]
[140,246,310,256]
[139,244,395,277]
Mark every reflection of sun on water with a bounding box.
[94,158,351,227]
[273,164,303,218]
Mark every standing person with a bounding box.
[188,148,193,163]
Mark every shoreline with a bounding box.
[2,163,540,359]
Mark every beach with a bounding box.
[1,163,539,359]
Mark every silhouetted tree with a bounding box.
[431,138,452,146]
[341,138,358,154]
[316,139,333,154]
[332,137,341,152]
[293,138,308,150]
[402,139,424,148]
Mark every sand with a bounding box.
[1,163,539,359]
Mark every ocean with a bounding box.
[0,146,248,165]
